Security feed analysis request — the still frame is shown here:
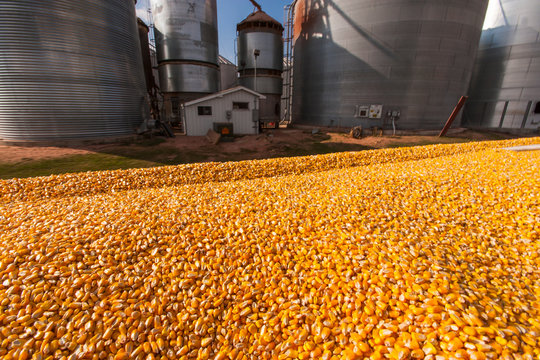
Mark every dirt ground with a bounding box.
[0,130,305,164]
[0,128,522,165]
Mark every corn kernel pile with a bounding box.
[0,138,539,360]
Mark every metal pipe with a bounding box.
[254,57,257,93]
[439,96,468,137]
[253,49,260,93]
[248,0,262,11]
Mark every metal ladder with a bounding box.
[281,2,296,126]
[145,1,156,49]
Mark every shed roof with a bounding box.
[183,86,266,107]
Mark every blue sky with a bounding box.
[136,0,290,63]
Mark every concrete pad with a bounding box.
[503,144,540,151]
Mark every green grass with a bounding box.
[0,154,163,180]
[0,142,372,180]
[0,144,218,180]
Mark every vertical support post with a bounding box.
[480,102,488,127]
[253,49,260,93]
[254,58,257,93]
[439,96,468,137]
[521,101,533,129]
[499,100,509,128]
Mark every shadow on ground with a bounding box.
[0,129,524,179]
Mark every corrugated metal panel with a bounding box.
[0,0,147,141]
[238,32,283,71]
[464,0,540,129]
[158,63,219,93]
[151,0,219,95]
[185,91,259,136]
[220,62,238,91]
[292,0,489,129]
[238,77,282,95]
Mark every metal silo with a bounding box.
[464,0,540,130]
[151,0,219,123]
[237,11,284,128]
[0,0,147,141]
[291,0,489,130]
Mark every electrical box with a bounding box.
[369,105,383,119]
[355,105,369,118]
[213,123,234,137]
[226,110,232,120]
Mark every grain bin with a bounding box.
[237,11,284,128]
[151,0,219,123]
[291,0,489,130]
[464,0,540,130]
[0,0,147,141]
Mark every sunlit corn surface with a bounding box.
[0,138,539,360]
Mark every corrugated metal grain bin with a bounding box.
[292,0,489,130]
[464,0,540,130]
[151,0,219,124]
[237,11,284,128]
[0,0,147,141]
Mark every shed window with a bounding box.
[534,102,540,114]
[233,102,249,110]
[198,106,212,116]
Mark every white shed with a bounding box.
[182,86,266,136]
